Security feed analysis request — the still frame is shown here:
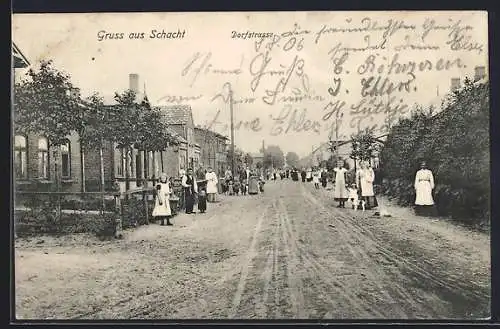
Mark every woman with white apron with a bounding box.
[152,173,173,226]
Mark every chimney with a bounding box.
[474,66,486,82]
[129,73,139,93]
[451,78,461,92]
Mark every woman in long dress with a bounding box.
[333,160,349,208]
[152,173,173,226]
[205,167,218,202]
[357,161,378,210]
[414,161,435,216]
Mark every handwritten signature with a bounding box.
[181,52,244,87]
[249,51,309,106]
[269,105,321,136]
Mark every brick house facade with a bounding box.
[158,104,201,172]
[194,126,229,178]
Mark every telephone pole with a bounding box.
[225,82,235,176]
[335,111,343,160]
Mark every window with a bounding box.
[38,137,49,179]
[61,140,71,178]
[14,135,28,180]
[180,154,187,170]
[117,148,125,176]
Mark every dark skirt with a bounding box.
[362,195,378,209]
[198,194,207,212]
[334,198,348,202]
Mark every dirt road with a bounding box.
[14,180,490,320]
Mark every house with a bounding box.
[85,74,187,193]
[157,104,201,172]
[194,126,229,177]
[13,43,85,193]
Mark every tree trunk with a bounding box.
[80,144,86,193]
[99,143,105,211]
[143,149,149,225]
[160,151,165,173]
[125,146,130,199]
[152,151,156,184]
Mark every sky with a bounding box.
[12,11,488,157]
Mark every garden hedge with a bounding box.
[379,79,489,225]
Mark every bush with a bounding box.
[15,209,118,238]
[379,79,489,224]
[15,193,119,238]
[121,197,154,228]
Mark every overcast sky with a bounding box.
[12,11,488,157]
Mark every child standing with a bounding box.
[152,173,173,226]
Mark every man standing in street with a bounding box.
[182,168,198,214]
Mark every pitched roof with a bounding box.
[194,126,230,140]
[250,152,264,158]
[165,126,187,144]
[157,104,193,125]
[12,42,30,68]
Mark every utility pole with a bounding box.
[225,82,235,176]
[335,110,343,160]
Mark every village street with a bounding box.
[15,179,490,320]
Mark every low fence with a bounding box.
[14,188,182,238]
[14,191,120,238]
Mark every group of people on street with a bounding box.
[151,158,437,226]
[332,160,378,210]
[151,166,214,226]
[151,164,270,226]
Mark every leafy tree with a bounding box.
[83,93,112,196]
[285,151,300,168]
[14,60,81,147]
[244,153,253,167]
[349,129,380,164]
[263,145,285,169]
[227,148,245,173]
[106,89,141,191]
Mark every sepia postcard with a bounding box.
[11,11,490,321]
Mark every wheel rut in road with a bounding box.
[305,184,490,319]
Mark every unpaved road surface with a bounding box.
[14,180,490,320]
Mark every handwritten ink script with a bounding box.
[172,13,486,140]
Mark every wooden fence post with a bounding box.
[143,189,149,225]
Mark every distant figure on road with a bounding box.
[333,160,349,208]
[205,167,218,202]
[320,168,328,188]
[312,169,320,189]
[239,167,249,195]
[306,168,313,182]
[301,168,307,182]
[357,161,378,210]
[152,173,173,226]
[414,161,435,216]
[182,168,198,214]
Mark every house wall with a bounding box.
[14,131,83,192]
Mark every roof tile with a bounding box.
[157,104,193,125]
